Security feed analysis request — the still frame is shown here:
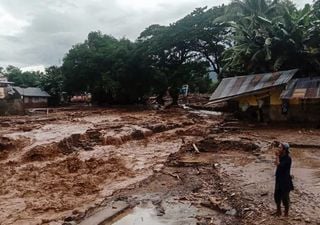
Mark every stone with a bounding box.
[305,218,311,223]
[260,192,268,197]
[226,209,237,216]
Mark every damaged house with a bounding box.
[13,87,50,109]
[0,73,50,115]
[0,73,14,98]
[208,69,320,122]
[0,73,19,115]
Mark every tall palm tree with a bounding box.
[222,0,320,76]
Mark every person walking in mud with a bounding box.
[274,143,294,217]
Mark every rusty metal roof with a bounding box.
[209,69,298,103]
[281,77,320,99]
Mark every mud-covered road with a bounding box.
[0,108,319,225]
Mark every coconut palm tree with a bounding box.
[222,0,320,76]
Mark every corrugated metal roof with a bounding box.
[281,77,320,99]
[13,86,50,97]
[209,69,298,103]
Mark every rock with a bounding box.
[62,222,77,225]
[21,126,33,132]
[209,196,221,210]
[72,210,79,215]
[305,218,311,223]
[260,192,268,197]
[226,209,237,216]
[64,216,75,222]
[1,122,10,127]
[156,205,165,216]
[293,217,302,221]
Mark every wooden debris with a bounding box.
[193,143,200,154]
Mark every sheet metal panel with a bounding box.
[220,78,237,98]
[210,78,231,100]
[253,74,268,90]
[209,69,298,101]
[237,76,251,95]
[230,77,246,96]
[280,77,320,99]
[281,79,297,99]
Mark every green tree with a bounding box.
[222,0,320,76]
[173,6,229,80]
[40,66,64,106]
[138,22,211,105]
[62,31,155,104]
[5,65,42,87]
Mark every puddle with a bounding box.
[103,201,198,225]
[5,123,92,146]
[190,110,222,116]
[106,206,166,225]
[81,115,121,123]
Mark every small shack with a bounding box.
[207,69,320,122]
[0,73,14,99]
[13,87,50,108]
[280,77,320,122]
[0,74,21,115]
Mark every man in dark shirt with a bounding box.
[274,143,293,217]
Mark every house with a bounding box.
[207,69,320,122]
[0,74,22,115]
[280,77,320,122]
[0,73,14,99]
[13,87,50,108]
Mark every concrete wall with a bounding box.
[268,99,320,122]
[238,89,283,107]
[287,100,320,122]
[0,86,12,100]
[234,88,320,122]
[0,99,24,116]
[23,97,48,108]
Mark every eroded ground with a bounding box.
[0,108,319,225]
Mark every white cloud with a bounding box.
[21,65,45,73]
[0,0,314,69]
[0,6,29,35]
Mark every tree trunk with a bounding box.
[156,92,166,105]
[169,87,179,106]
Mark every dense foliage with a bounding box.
[222,0,320,75]
[3,0,320,105]
[3,66,42,87]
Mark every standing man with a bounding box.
[274,143,293,217]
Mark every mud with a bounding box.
[0,107,319,225]
[0,107,221,225]
[80,120,320,225]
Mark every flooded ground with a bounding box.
[0,107,319,225]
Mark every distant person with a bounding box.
[274,143,294,217]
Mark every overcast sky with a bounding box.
[0,0,313,70]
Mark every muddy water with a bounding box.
[189,110,222,117]
[107,206,167,225]
[104,201,198,225]
[5,123,92,146]
[1,109,206,225]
